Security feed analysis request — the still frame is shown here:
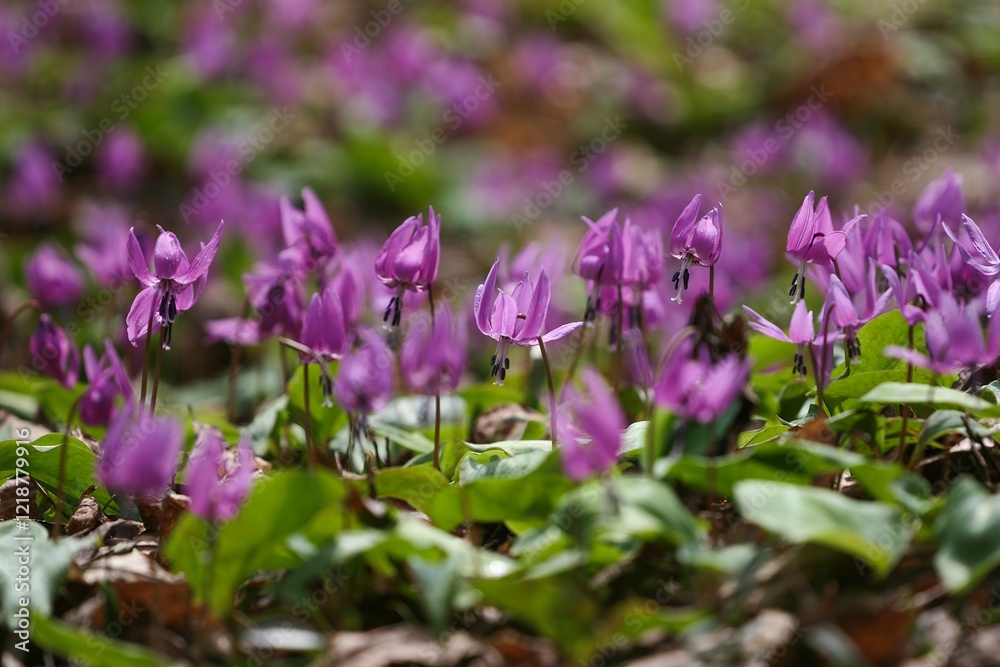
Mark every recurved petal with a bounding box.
[127,228,157,287]
[177,221,224,285]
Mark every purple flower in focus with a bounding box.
[786,191,860,303]
[97,401,183,498]
[401,303,467,395]
[184,428,254,522]
[744,300,841,378]
[80,339,132,426]
[881,252,944,326]
[655,338,749,424]
[560,369,625,480]
[474,258,583,385]
[29,315,79,389]
[914,169,964,232]
[822,273,891,363]
[669,195,722,304]
[125,222,224,348]
[375,207,441,326]
[334,329,394,414]
[25,242,86,309]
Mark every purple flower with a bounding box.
[29,315,80,389]
[80,339,132,426]
[573,208,624,285]
[401,303,467,395]
[655,338,749,424]
[886,296,1000,373]
[25,242,86,309]
[184,428,254,522]
[96,401,183,498]
[622,217,664,289]
[822,272,891,362]
[125,222,224,348]
[374,207,441,326]
[786,191,861,303]
[245,252,306,338]
[7,141,60,216]
[946,214,1000,277]
[560,369,626,480]
[669,195,722,304]
[281,188,338,267]
[96,127,146,191]
[861,209,911,269]
[881,252,944,326]
[75,203,145,287]
[914,169,964,232]
[474,258,583,385]
[300,287,348,363]
[334,329,395,414]
[327,257,365,329]
[744,300,841,377]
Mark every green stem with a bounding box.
[898,324,915,463]
[538,336,558,448]
[304,363,314,471]
[53,395,83,540]
[139,293,159,408]
[428,290,441,469]
[149,331,165,415]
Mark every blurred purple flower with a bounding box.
[299,287,348,368]
[623,217,664,290]
[663,0,720,34]
[80,339,132,426]
[887,296,1000,373]
[29,315,80,389]
[401,303,467,395]
[97,401,182,498]
[74,203,145,287]
[375,207,441,326]
[25,241,86,309]
[914,169,964,232]
[334,329,394,414]
[281,188,338,268]
[7,141,61,216]
[96,127,146,191]
[474,258,583,385]
[655,338,748,424]
[125,222,224,347]
[560,369,625,480]
[184,428,254,522]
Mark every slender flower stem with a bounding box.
[537,336,558,448]
[708,266,715,304]
[139,294,159,408]
[428,290,442,469]
[0,300,41,367]
[808,343,826,415]
[227,344,241,424]
[303,362,314,471]
[53,395,83,540]
[614,282,624,394]
[149,331,165,415]
[898,324,915,463]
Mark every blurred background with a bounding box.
[2,0,1000,388]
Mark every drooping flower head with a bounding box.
[401,303,467,395]
[886,295,1000,374]
[97,400,183,498]
[297,286,349,405]
[184,428,254,522]
[375,207,441,326]
[573,208,624,320]
[126,221,224,348]
[25,241,86,309]
[785,191,861,303]
[914,168,964,233]
[744,300,841,379]
[29,315,79,389]
[474,258,583,385]
[654,337,749,424]
[80,339,132,426]
[281,187,338,268]
[669,195,722,304]
[560,368,626,480]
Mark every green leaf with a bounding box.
[0,521,93,618]
[933,477,1000,593]
[32,615,179,667]
[164,470,350,617]
[831,311,922,375]
[733,481,911,576]
[0,434,114,509]
[860,382,998,415]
